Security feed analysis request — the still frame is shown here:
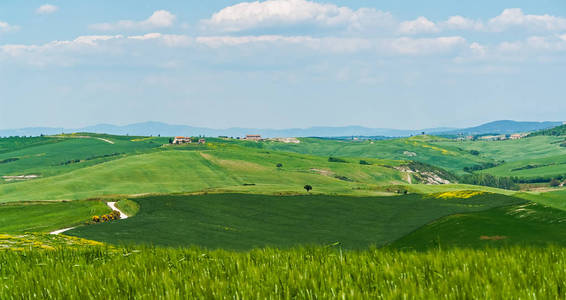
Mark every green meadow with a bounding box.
[3,246,566,299]
[67,192,523,249]
[1,130,566,298]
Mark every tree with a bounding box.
[168,138,173,144]
[550,179,561,187]
[304,185,312,193]
[276,163,283,168]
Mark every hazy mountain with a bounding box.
[438,120,563,136]
[0,122,453,138]
[1,120,561,138]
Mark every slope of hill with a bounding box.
[0,142,415,202]
[391,202,566,250]
[0,134,167,179]
[259,135,489,174]
[68,192,523,249]
[529,124,566,137]
[439,120,562,135]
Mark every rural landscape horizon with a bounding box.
[2,0,566,299]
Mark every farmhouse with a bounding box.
[173,136,192,144]
[510,133,526,140]
[245,134,263,141]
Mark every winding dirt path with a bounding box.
[50,202,128,235]
[107,202,128,219]
[49,227,76,235]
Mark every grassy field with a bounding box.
[0,145,410,202]
[0,134,166,180]
[260,135,489,174]
[67,192,524,249]
[0,200,110,233]
[432,136,566,163]
[477,154,566,179]
[3,246,566,299]
[391,202,566,250]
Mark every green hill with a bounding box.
[0,134,167,180]
[0,143,412,202]
[259,136,488,175]
[67,192,523,249]
[391,202,566,250]
[529,124,566,137]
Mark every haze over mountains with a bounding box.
[0,120,562,138]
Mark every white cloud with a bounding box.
[398,17,439,35]
[385,36,466,55]
[0,21,18,33]
[36,4,59,15]
[441,16,484,31]
[469,42,487,57]
[201,0,393,32]
[489,8,566,32]
[128,33,193,47]
[90,10,176,31]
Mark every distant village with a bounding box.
[457,133,529,141]
[169,134,300,145]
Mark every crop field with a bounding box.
[67,193,524,249]
[0,131,566,298]
[433,136,566,164]
[3,246,566,299]
[0,200,110,233]
[0,143,412,202]
[260,135,489,174]
[391,202,566,250]
[0,134,166,180]
[477,154,566,179]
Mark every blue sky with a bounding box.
[1,0,565,130]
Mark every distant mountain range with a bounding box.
[0,120,562,138]
[438,120,564,136]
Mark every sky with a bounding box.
[1,0,566,130]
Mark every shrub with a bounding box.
[276,163,283,168]
[328,157,347,163]
[304,185,313,192]
[359,160,371,165]
[550,179,561,187]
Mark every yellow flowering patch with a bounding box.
[433,191,486,199]
[131,137,155,142]
[0,233,105,251]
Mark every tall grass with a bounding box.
[2,246,566,299]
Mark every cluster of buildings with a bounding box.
[457,133,528,142]
[170,134,301,145]
[172,136,206,144]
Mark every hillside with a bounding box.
[68,192,523,249]
[0,140,419,202]
[259,135,489,174]
[529,124,566,137]
[439,120,562,135]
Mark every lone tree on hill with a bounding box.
[304,184,312,193]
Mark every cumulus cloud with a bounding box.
[36,4,59,15]
[441,16,484,31]
[90,10,176,31]
[200,0,394,32]
[0,21,18,33]
[489,8,566,32]
[128,33,193,47]
[398,17,439,35]
[385,36,466,55]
